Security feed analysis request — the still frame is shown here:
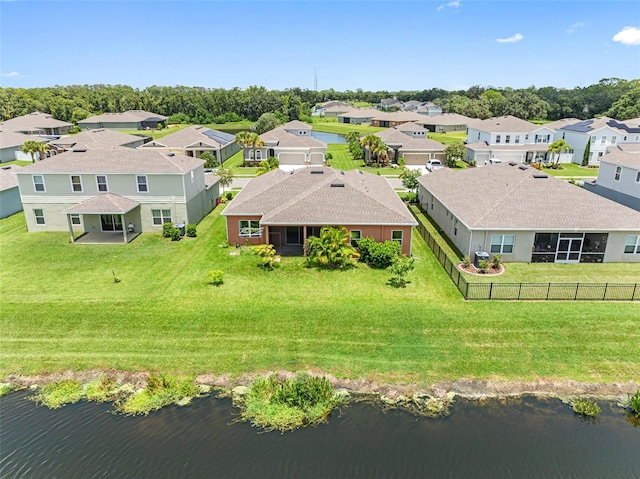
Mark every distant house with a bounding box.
[15,149,219,242]
[0,166,23,218]
[244,120,326,170]
[78,110,168,130]
[417,162,640,263]
[0,112,73,136]
[374,123,446,167]
[139,125,240,163]
[370,111,425,128]
[557,117,640,165]
[222,167,417,256]
[465,115,556,164]
[0,130,50,162]
[415,102,443,117]
[416,113,471,133]
[380,98,402,110]
[50,129,149,151]
[338,108,380,124]
[312,101,351,117]
[583,143,640,211]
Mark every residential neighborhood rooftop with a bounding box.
[416,113,472,125]
[141,125,235,148]
[79,110,168,123]
[260,127,325,148]
[602,144,640,168]
[468,115,540,132]
[0,112,73,132]
[50,129,146,149]
[376,127,446,150]
[0,165,20,192]
[0,130,49,149]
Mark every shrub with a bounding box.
[306,227,359,270]
[491,253,502,269]
[397,157,406,167]
[477,259,490,273]
[461,255,471,268]
[358,237,401,269]
[572,397,601,418]
[208,270,224,286]
[629,390,640,416]
[34,379,83,409]
[162,222,174,238]
[253,243,280,269]
[225,191,233,200]
[117,373,200,416]
[468,160,477,167]
[186,224,197,237]
[325,152,333,160]
[170,227,182,241]
[85,374,118,402]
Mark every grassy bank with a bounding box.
[1,209,639,384]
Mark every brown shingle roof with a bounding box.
[16,149,202,174]
[0,112,73,132]
[0,165,20,192]
[0,130,48,149]
[62,193,140,214]
[601,146,640,168]
[416,113,472,126]
[78,110,167,124]
[418,163,640,230]
[140,125,229,149]
[259,127,326,148]
[282,120,312,130]
[468,115,539,133]
[223,167,417,226]
[376,128,445,150]
[50,129,144,149]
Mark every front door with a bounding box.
[556,236,582,263]
[101,214,123,232]
[269,231,281,249]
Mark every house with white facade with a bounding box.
[465,116,556,164]
[15,149,219,243]
[244,120,326,170]
[583,143,640,211]
[558,117,640,165]
[374,123,446,167]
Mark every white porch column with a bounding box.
[66,214,75,243]
[122,214,128,243]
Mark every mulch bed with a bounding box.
[457,263,505,276]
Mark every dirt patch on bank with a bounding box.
[4,370,638,402]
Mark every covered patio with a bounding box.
[62,193,140,244]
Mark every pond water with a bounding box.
[310,131,347,144]
[1,392,638,478]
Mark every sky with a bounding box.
[1,0,639,92]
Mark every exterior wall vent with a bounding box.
[167,152,175,157]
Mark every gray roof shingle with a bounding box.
[62,193,140,214]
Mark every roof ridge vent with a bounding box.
[310,170,324,174]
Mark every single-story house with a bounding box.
[370,111,425,128]
[222,166,417,256]
[244,120,326,170]
[374,123,446,167]
[15,149,219,243]
[49,129,149,151]
[0,130,51,162]
[78,110,168,130]
[139,125,240,163]
[338,108,380,124]
[0,112,73,136]
[0,165,23,218]
[416,113,471,133]
[418,162,640,263]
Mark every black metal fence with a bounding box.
[412,213,639,301]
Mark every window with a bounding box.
[70,175,83,192]
[590,135,596,144]
[454,220,458,236]
[525,134,529,141]
[70,214,81,225]
[491,234,514,254]
[350,230,362,247]
[255,150,262,160]
[151,209,172,225]
[136,176,148,192]
[514,135,520,144]
[33,209,45,225]
[239,220,261,238]
[96,175,108,192]
[614,166,621,181]
[600,136,606,144]
[190,170,194,184]
[391,230,403,244]
[636,171,640,183]
[33,175,45,192]
[477,132,480,140]
[505,135,510,144]
[611,136,617,144]
[496,135,501,144]
[625,235,640,254]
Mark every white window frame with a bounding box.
[136,175,148,193]
[491,234,514,254]
[350,230,362,247]
[624,235,640,254]
[70,175,83,192]
[590,135,596,144]
[33,175,45,192]
[239,220,261,238]
[33,208,45,225]
[70,214,81,225]
[505,135,510,144]
[255,150,262,161]
[600,136,606,144]
[391,230,403,245]
[614,166,621,181]
[151,209,172,225]
[96,175,108,192]
[495,135,501,144]
[611,136,617,144]
[515,135,520,144]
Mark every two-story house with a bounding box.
[583,143,640,211]
[465,116,556,164]
[558,117,640,165]
[15,149,219,243]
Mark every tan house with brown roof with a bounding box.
[78,110,167,130]
[374,123,446,167]
[338,108,380,124]
[50,129,148,151]
[15,149,219,242]
[139,125,240,163]
[0,112,73,136]
[418,162,640,263]
[416,113,471,133]
[370,111,425,128]
[222,167,417,256]
[245,121,326,170]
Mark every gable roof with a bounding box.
[0,130,49,149]
[416,113,472,126]
[338,108,380,119]
[468,115,538,133]
[78,110,168,124]
[559,117,640,135]
[375,128,446,150]
[371,111,425,123]
[544,118,581,130]
[16,149,202,174]
[281,120,312,130]
[0,112,73,132]
[0,165,20,192]
[50,129,145,150]
[259,127,326,148]
[223,167,417,226]
[418,163,640,231]
[140,125,234,149]
[602,145,640,168]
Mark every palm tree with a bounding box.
[345,131,361,144]
[257,156,279,176]
[235,131,264,166]
[20,140,45,163]
[360,135,388,166]
[546,139,572,168]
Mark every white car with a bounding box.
[426,159,443,172]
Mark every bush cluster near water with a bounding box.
[237,374,343,432]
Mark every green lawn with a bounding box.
[223,150,258,176]
[117,124,189,140]
[427,131,467,146]
[326,144,401,176]
[0,160,31,167]
[204,121,252,134]
[312,119,384,135]
[542,163,599,178]
[1,210,639,384]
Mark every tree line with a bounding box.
[0,78,638,124]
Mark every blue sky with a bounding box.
[1,1,639,91]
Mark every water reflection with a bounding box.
[1,392,638,478]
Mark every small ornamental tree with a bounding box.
[306,227,360,269]
[387,255,415,287]
[444,141,466,168]
[200,151,218,168]
[253,244,280,269]
[215,166,234,193]
[400,168,421,196]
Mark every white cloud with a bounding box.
[1,71,22,77]
[437,0,460,12]
[612,26,640,46]
[566,22,585,34]
[496,33,524,44]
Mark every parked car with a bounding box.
[485,158,502,165]
[426,159,443,172]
